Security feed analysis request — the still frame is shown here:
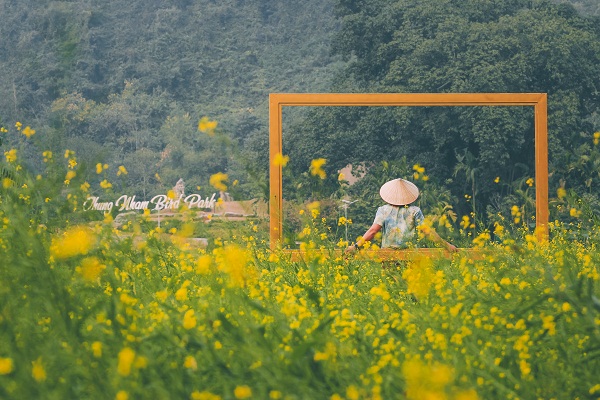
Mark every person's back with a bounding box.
[374,204,424,248]
[346,178,456,253]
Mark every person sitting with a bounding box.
[346,178,457,252]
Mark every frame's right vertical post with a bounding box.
[535,93,549,241]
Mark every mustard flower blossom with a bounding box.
[31,357,46,382]
[272,152,290,167]
[0,357,14,375]
[198,116,218,136]
[22,126,35,138]
[50,226,97,260]
[4,149,17,163]
[117,347,136,377]
[209,172,228,192]
[310,158,327,179]
[234,385,252,399]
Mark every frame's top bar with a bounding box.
[269,92,546,107]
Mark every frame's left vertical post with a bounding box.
[269,94,284,249]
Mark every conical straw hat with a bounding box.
[379,178,419,206]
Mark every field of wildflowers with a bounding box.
[1,124,600,399]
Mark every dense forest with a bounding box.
[1,0,599,232]
[0,0,345,196]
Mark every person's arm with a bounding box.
[424,227,457,252]
[346,223,382,252]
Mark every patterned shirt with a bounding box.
[373,204,424,248]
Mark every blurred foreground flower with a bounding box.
[22,126,35,138]
[198,116,218,136]
[0,357,14,375]
[117,347,136,377]
[76,257,106,282]
[209,172,228,192]
[272,152,289,167]
[31,357,46,382]
[4,149,17,163]
[214,244,255,288]
[50,226,97,260]
[310,158,326,179]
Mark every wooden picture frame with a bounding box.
[269,93,548,252]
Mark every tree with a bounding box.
[288,0,600,219]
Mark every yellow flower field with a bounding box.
[0,130,599,399]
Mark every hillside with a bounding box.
[0,0,598,201]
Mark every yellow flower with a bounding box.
[183,309,197,330]
[454,389,480,400]
[191,391,222,400]
[273,152,290,167]
[314,342,337,362]
[593,131,600,146]
[77,257,106,282]
[196,254,212,274]
[310,158,327,179]
[209,172,228,192]
[91,341,103,358]
[2,178,14,189]
[306,201,320,219]
[214,244,255,288]
[570,208,581,218]
[115,391,129,400]
[15,121,22,130]
[460,215,471,230]
[117,165,128,176]
[31,357,47,382]
[22,126,36,138]
[519,359,531,376]
[42,151,53,162]
[402,359,453,400]
[155,290,168,301]
[346,385,360,400]
[184,356,198,371]
[4,149,17,163]
[64,170,76,185]
[100,179,112,189]
[493,222,504,237]
[198,116,218,135]
[0,357,14,375]
[234,385,252,399]
[50,226,97,260]
[403,257,436,299]
[175,286,188,301]
[494,176,500,183]
[557,187,567,199]
[117,347,136,377]
[96,163,104,174]
[413,164,425,173]
[526,178,534,187]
